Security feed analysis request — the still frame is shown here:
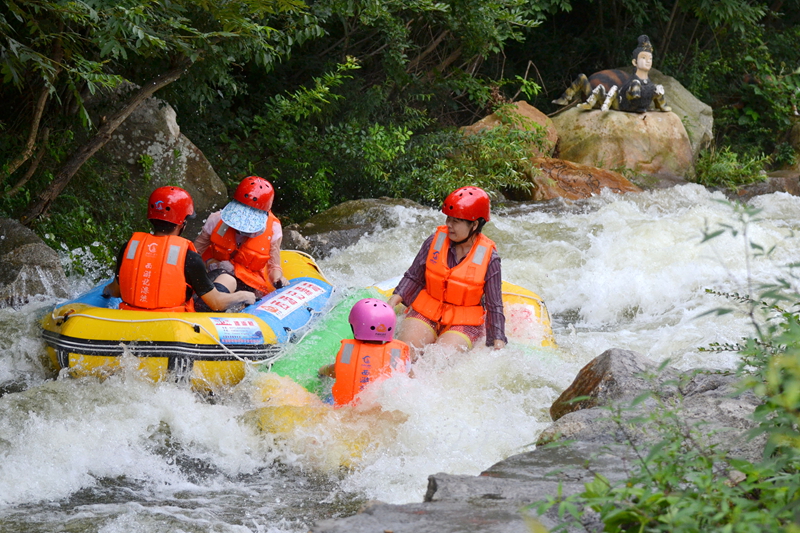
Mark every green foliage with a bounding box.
[387,106,548,204]
[30,163,143,274]
[138,154,155,184]
[692,146,770,190]
[538,386,800,532]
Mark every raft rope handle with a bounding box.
[48,312,278,366]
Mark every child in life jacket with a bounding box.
[319,298,410,406]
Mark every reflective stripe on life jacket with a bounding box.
[331,339,410,406]
[411,226,496,326]
[202,212,278,293]
[119,232,195,312]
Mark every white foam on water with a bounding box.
[4,184,800,524]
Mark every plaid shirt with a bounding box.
[394,233,507,346]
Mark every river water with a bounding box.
[1,184,799,532]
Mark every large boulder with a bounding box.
[508,157,642,201]
[548,348,675,421]
[0,218,69,307]
[552,105,695,182]
[648,68,714,157]
[786,120,800,173]
[462,100,558,157]
[282,198,425,259]
[90,84,229,216]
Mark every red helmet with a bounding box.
[147,186,195,225]
[441,186,491,221]
[233,176,274,212]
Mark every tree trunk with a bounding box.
[0,87,50,186]
[20,61,191,225]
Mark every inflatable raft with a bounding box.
[245,277,557,467]
[41,251,334,392]
[266,276,556,396]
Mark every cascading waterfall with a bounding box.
[1,184,798,532]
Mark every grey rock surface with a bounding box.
[0,218,69,307]
[282,198,425,258]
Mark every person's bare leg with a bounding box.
[435,331,472,352]
[396,317,437,362]
[215,273,237,293]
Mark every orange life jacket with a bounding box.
[202,213,278,293]
[411,226,496,326]
[331,339,410,406]
[118,232,195,312]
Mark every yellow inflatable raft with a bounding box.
[41,251,333,392]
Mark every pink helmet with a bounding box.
[349,298,397,342]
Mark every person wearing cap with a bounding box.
[194,176,289,298]
[103,186,256,312]
[387,186,507,357]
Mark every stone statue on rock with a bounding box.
[553,35,672,113]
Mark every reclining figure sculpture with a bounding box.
[553,35,672,113]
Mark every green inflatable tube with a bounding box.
[265,287,384,395]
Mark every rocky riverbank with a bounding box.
[311,349,761,533]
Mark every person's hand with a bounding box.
[240,291,256,306]
[274,275,289,289]
[388,294,403,308]
[655,84,665,96]
[493,339,506,350]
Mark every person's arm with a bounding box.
[103,242,126,298]
[103,278,122,298]
[193,213,217,256]
[267,220,289,288]
[483,251,507,349]
[186,251,255,310]
[200,286,255,311]
[390,234,435,307]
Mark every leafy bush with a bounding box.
[692,146,770,190]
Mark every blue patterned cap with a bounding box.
[220,200,268,233]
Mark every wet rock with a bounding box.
[508,157,642,201]
[552,105,695,183]
[713,171,800,202]
[462,100,558,157]
[0,218,69,307]
[548,348,675,421]
[284,198,425,259]
[89,82,229,217]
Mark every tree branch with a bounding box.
[3,127,51,198]
[20,59,192,224]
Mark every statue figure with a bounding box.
[553,35,672,113]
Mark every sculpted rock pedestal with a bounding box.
[553,106,695,181]
[648,68,713,157]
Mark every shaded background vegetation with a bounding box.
[1,0,799,247]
